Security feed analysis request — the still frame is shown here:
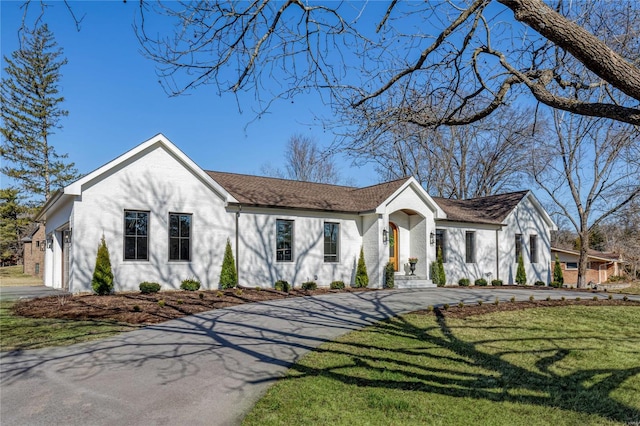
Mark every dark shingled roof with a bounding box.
[433,191,529,225]
[207,171,411,213]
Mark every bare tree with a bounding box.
[261,134,341,184]
[132,0,640,126]
[529,112,640,287]
[346,106,540,199]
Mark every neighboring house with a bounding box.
[551,247,623,285]
[22,224,45,280]
[36,134,557,293]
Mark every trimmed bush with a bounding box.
[384,262,395,289]
[436,247,446,287]
[180,278,201,291]
[491,279,503,286]
[92,235,114,295]
[534,280,545,286]
[458,278,470,287]
[139,281,161,294]
[474,278,488,286]
[516,255,527,285]
[275,280,290,292]
[553,254,564,285]
[550,281,563,288]
[330,280,345,290]
[301,281,317,290]
[354,246,369,288]
[219,238,238,289]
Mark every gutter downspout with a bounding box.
[495,229,500,280]
[235,205,242,283]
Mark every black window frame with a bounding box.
[465,231,476,264]
[566,262,578,270]
[435,229,447,263]
[169,213,192,262]
[124,210,149,261]
[529,235,538,263]
[324,222,340,263]
[515,233,523,261]
[276,219,294,262]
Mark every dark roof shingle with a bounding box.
[433,191,529,224]
[207,171,410,213]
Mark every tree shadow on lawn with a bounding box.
[283,307,640,424]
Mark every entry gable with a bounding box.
[65,134,236,204]
[374,177,446,218]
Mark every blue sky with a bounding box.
[1,1,376,187]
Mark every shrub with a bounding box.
[92,235,114,295]
[510,296,516,303]
[219,238,238,289]
[216,291,224,297]
[561,296,566,301]
[384,262,395,289]
[235,288,243,296]
[474,278,488,286]
[330,280,345,290]
[576,297,581,301]
[177,299,183,305]
[430,248,446,287]
[158,299,165,307]
[458,301,464,308]
[553,254,564,285]
[139,282,161,294]
[623,295,629,301]
[529,295,535,302]
[534,280,545,286]
[199,292,204,300]
[427,305,434,312]
[546,296,551,301]
[354,246,369,288]
[491,279,503,286]
[133,305,141,312]
[458,278,470,287]
[255,286,262,291]
[592,296,598,301]
[275,280,290,292]
[516,255,527,285]
[550,281,562,288]
[301,281,317,290]
[443,303,450,310]
[477,300,483,306]
[181,278,201,291]
[494,298,500,305]
[608,294,613,300]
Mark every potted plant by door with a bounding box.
[408,257,418,275]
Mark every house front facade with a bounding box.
[551,247,623,285]
[37,134,556,293]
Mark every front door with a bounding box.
[389,222,399,271]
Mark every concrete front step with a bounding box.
[394,275,436,289]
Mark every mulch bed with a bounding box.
[11,287,638,325]
[11,287,378,325]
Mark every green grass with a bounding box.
[244,306,640,426]
[615,282,640,295]
[0,301,139,352]
[0,265,42,286]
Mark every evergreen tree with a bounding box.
[92,235,114,295]
[516,254,527,285]
[355,246,369,288]
[0,188,31,264]
[219,238,238,289]
[436,247,446,287]
[553,254,564,284]
[1,24,77,203]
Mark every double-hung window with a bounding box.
[465,231,475,263]
[435,229,446,262]
[529,235,538,263]
[124,210,149,260]
[276,219,294,262]
[169,213,191,261]
[324,222,339,262]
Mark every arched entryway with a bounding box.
[389,222,399,271]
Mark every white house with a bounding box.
[36,134,556,293]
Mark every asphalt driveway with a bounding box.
[1,288,636,425]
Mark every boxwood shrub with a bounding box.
[180,278,201,291]
[491,279,503,286]
[550,281,563,288]
[330,280,345,290]
[458,278,470,287]
[534,280,546,286]
[301,281,317,290]
[139,281,161,294]
[474,278,488,286]
[274,280,290,292]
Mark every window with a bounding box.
[515,234,522,261]
[566,262,578,270]
[169,213,191,261]
[276,219,294,262]
[435,229,446,263]
[324,222,339,262]
[465,231,475,263]
[35,263,40,275]
[529,235,538,263]
[124,210,149,260]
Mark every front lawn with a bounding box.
[0,265,42,286]
[243,305,640,425]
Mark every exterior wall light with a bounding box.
[383,229,388,243]
[430,231,435,245]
